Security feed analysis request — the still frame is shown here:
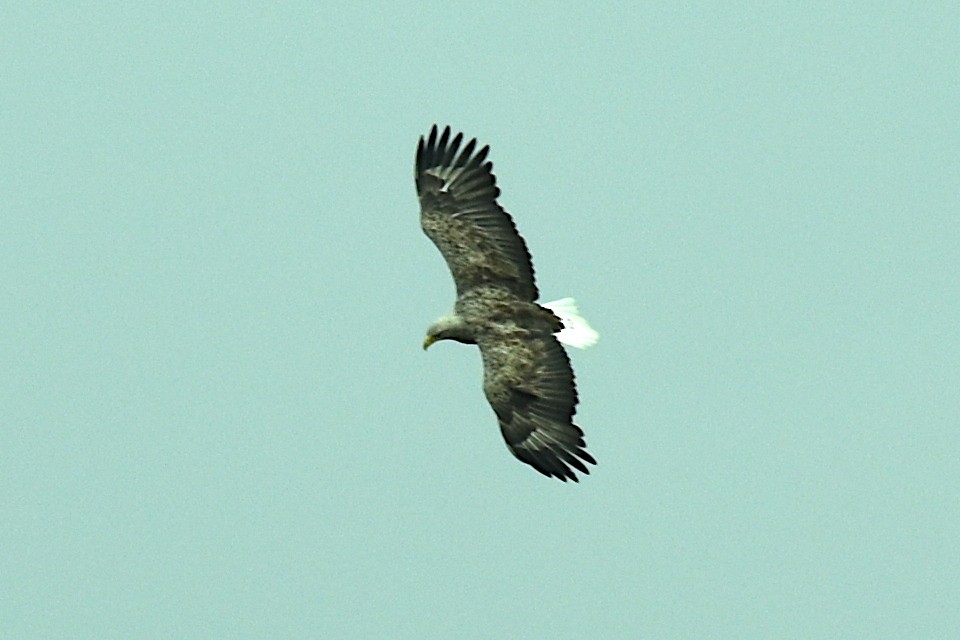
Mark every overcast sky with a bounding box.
[3,3,959,638]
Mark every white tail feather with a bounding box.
[542,298,599,349]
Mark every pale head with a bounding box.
[423,313,476,350]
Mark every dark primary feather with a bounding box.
[416,125,538,301]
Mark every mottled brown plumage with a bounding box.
[416,125,596,482]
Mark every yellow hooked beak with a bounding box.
[422,335,438,350]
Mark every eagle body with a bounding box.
[416,125,598,482]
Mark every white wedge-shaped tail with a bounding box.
[543,298,599,349]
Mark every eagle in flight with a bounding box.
[416,125,599,481]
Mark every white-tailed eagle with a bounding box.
[416,125,599,481]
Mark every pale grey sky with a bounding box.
[2,3,959,638]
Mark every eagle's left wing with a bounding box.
[416,125,539,301]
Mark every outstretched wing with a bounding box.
[416,125,538,301]
[478,330,596,481]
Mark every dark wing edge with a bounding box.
[416,125,538,301]
[485,335,596,482]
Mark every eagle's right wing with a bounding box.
[479,330,595,482]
